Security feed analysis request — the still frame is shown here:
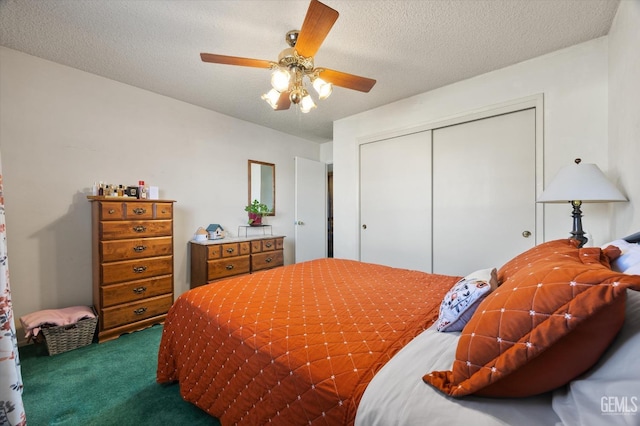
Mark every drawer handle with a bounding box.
[133,307,148,315]
[265,257,273,263]
[225,264,234,270]
[133,266,147,273]
[132,286,147,294]
[265,243,273,248]
[133,245,147,252]
[161,209,167,214]
[133,208,147,215]
[133,225,146,233]
[108,209,116,214]
[226,248,235,253]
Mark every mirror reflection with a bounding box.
[248,160,275,216]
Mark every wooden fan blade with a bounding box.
[200,53,272,69]
[295,0,339,58]
[275,91,291,110]
[319,69,376,93]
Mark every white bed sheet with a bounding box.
[356,324,561,426]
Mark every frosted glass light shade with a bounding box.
[299,94,316,113]
[537,162,627,203]
[261,89,281,109]
[270,69,290,92]
[312,77,333,100]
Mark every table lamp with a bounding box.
[537,158,627,247]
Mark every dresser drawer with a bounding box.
[100,202,125,220]
[101,275,173,307]
[207,255,250,281]
[250,240,262,253]
[262,238,277,251]
[125,202,154,219]
[155,203,173,219]
[101,220,172,240]
[101,294,173,329]
[251,250,284,272]
[220,242,251,258]
[102,255,173,284]
[101,236,172,261]
[207,245,221,259]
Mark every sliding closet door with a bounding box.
[360,131,432,272]
[432,108,536,276]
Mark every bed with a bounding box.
[157,237,640,425]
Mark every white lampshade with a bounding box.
[537,161,627,203]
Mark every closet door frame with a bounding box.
[357,94,545,267]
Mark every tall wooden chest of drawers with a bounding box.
[89,197,175,342]
[190,236,284,288]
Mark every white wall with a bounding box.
[320,141,333,164]
[0,47,320,337]
[608,0,640,237]
[333,37,612,261]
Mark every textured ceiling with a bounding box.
[0,0,620,143]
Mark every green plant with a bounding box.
[245,199,270,215]
[245,199,271,224]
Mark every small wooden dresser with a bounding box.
[88,196,175,342]
[190,235,284,288]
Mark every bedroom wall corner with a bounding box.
[320,142,333,164]
[608,0,640,237]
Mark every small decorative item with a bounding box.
[194,227,208,242]
[125,186,138,198]
[244,200,271,226]
[206,224,225,240]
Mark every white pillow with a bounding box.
[552,289,640,425]
[435,268,498,332]
[624,263,640,275]
[603,239,640,272]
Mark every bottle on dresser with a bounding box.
[138,181,148,199]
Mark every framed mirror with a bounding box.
[248,160,275,216]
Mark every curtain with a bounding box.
[0,154,26,425]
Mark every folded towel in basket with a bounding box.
[20,305,96,339]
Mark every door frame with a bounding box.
[356,94,545,261]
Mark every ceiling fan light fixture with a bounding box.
[200,0,376,114]
[262,89,281,109]
[312,76,332,100]
[271,68,291,92]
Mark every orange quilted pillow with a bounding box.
[497,239,620,284]
[424,239,640,397]
[496,238,577,284]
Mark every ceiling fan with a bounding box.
[200,0,376,113]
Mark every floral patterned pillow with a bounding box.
[436,268,498,332]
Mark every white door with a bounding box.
[294,157,327,262]
[432,108,536,276]
[360,131,432,271]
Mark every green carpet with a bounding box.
[19,325,220,425]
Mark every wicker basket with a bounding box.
[40,309,98,356]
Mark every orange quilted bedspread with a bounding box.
[157,258,457,425]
